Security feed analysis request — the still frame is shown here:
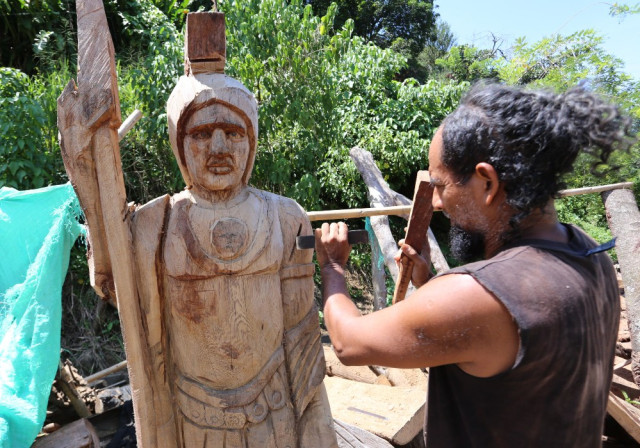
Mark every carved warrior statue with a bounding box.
[58,3,337,447]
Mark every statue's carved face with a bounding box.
[183,103,250,193]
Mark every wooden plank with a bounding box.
[334,419,394,448]
[184,12,226,74]
[393,171,434,304]
[324,376,425,445]
[608,391,640,443]
[33,419,100,448]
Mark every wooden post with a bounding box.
[602,187,640,386]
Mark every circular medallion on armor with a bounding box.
[210,217,249,259]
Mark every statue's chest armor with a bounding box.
[162,191,286,385]
[163,190,283,277]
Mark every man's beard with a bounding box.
[449,224,486,264]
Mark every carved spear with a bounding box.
[57,0,155,444]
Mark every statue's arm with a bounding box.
[278,197,316,329]
[278,197,337,446]
[278,198,326,410]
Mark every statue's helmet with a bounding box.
[167,73,258,188]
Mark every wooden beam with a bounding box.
[184,12,226,74]
[608,391,640,443]
[117,109,142,142]
[33,418,100,448]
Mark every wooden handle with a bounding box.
[392,171,434,304]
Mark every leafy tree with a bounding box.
[610,2,640,19]
[304,0,438,62]
[435,44,501,82]
[223,0,464,209]
[413,19,456,81]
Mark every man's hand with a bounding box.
[314,222,351,271]
[394,238,432,288]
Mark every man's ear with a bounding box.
[475,162,500,206]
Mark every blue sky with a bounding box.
[435,0,640,80]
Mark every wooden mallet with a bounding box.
[392,171,435,304]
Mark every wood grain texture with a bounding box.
[58,0,159,445]
[334,420,394,448]
[603,188,640,387]
[184,12,226,74]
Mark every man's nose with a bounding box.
[209,129,227,153]
[432,189,443,211]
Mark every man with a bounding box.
[315,84,633,447]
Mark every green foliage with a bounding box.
[498,30,632,93]
[305,0,437,59]
[435,45,500,82]
[0,0,76,73]
[0,67,68,189]
[116,0,185,201]
[610,2,640,19]
[222,0,464,210]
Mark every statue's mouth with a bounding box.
[207,164,233,174]
[207,156,235,174]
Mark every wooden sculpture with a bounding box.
[57,2,338,447]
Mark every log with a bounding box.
[602,188,640,386]
[33,418,100,448]
[369,225,388,310]
[57,361,91,419]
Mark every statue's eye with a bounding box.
[226,129,245,142]
[191,130,210,140]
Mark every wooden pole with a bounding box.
[117,109,143,142]
[307,205,411,221]
[306,182,634,221]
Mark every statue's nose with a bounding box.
[209,129,228,153]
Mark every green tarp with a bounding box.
[0,183,83,448]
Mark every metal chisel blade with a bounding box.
[296,229,369,250]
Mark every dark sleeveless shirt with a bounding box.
[425,224,620,448]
